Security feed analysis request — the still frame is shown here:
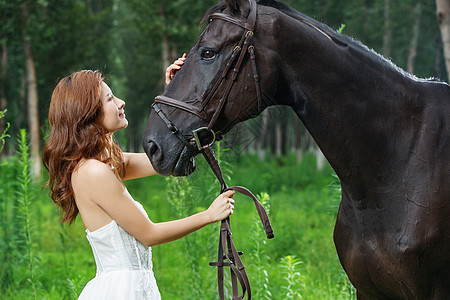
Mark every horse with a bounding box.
[142,0,450,298]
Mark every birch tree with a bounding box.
[0,42,7,158]
[407,1,422,74]
[20,1,40,178]
[383,0,392,58]
[437,0,450,81]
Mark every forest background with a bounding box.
[1,0,449,299]
[1,0,449,175]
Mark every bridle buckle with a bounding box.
[193,127,216,150]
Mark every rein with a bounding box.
[203,146,274,300]
[152,1,274,299]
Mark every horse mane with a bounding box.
[201,0,441,83]
[257,0,428,81]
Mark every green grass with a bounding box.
[0,140,356,299]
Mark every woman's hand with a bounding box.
[165,53,187,85]
[207,190,236,223]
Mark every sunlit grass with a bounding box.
[0,141,356,299]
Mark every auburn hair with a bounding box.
[42,70,125,224]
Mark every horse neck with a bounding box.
[270,14,426,196]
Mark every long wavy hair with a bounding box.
[43,70,125,224]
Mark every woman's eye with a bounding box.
[201,49,216,59]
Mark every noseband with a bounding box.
[152,1,274,299]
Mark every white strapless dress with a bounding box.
[78,202,161,299]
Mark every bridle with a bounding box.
[152,0,274,299]
[153,0,262,157]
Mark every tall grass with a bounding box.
[160,142,232,299]
[0,129,39,299]
[0,110,12,290]
[15,129,39,299]
[0,134,357,299]
[280,255,304,299]
[0,109,10,153]
[165,175,212,299]
[248,192,272,299]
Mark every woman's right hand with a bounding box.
[165,53,187,85]
[207,190,235,223]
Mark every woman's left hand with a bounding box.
[165,53,187,85]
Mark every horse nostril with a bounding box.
[144,140,161,160]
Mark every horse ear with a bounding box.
[225,0,248,15]
[226,0,241,14]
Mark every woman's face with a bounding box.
[100,81,128,132]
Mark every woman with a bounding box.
[42,56,234,299]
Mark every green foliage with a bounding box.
[0,110,10,153]
[249,192,272,300]
[0,0,444,153]
[0,146,358,298]
[226,152,334,194]
[0,158,16,291]
[0,130,40,298]
[152,150,355,299]
[280,255,304,299]
[15,129,39,299]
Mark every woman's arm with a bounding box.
[123,153,157,180]
[74,160,234,247]
[121,54,188,181]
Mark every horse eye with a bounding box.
[201,49,216,59]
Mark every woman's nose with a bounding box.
[116,98,125,108]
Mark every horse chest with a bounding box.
[333,192,449,298]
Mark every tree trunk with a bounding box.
[364,0,371,34]
[383,0,392,58]
[434,33,443,78]
[315,144,326,170]
[278,109,288,156]
[87,0,94,17]
[294,117,302,162]
[0,41,7,158]
[305,130,313,152]
[160,4,170,92]
[407,2,422,74]
[317,0,327,23]
[20,2,41,178]
[258,109,269,159]
[269,112,276,155]
[275,119,281,156]
[437,0,450,81]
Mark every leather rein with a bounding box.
[152,1,273,299]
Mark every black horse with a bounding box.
[143,0,450,298]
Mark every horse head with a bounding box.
[143,0,282,176]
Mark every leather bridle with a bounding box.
[153,0,262,156]
[152,1,274,299]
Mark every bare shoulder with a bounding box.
[72,159,122,230]
[73,158,114,179]
[72,159,120,193]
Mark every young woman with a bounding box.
[42,56,234,299]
